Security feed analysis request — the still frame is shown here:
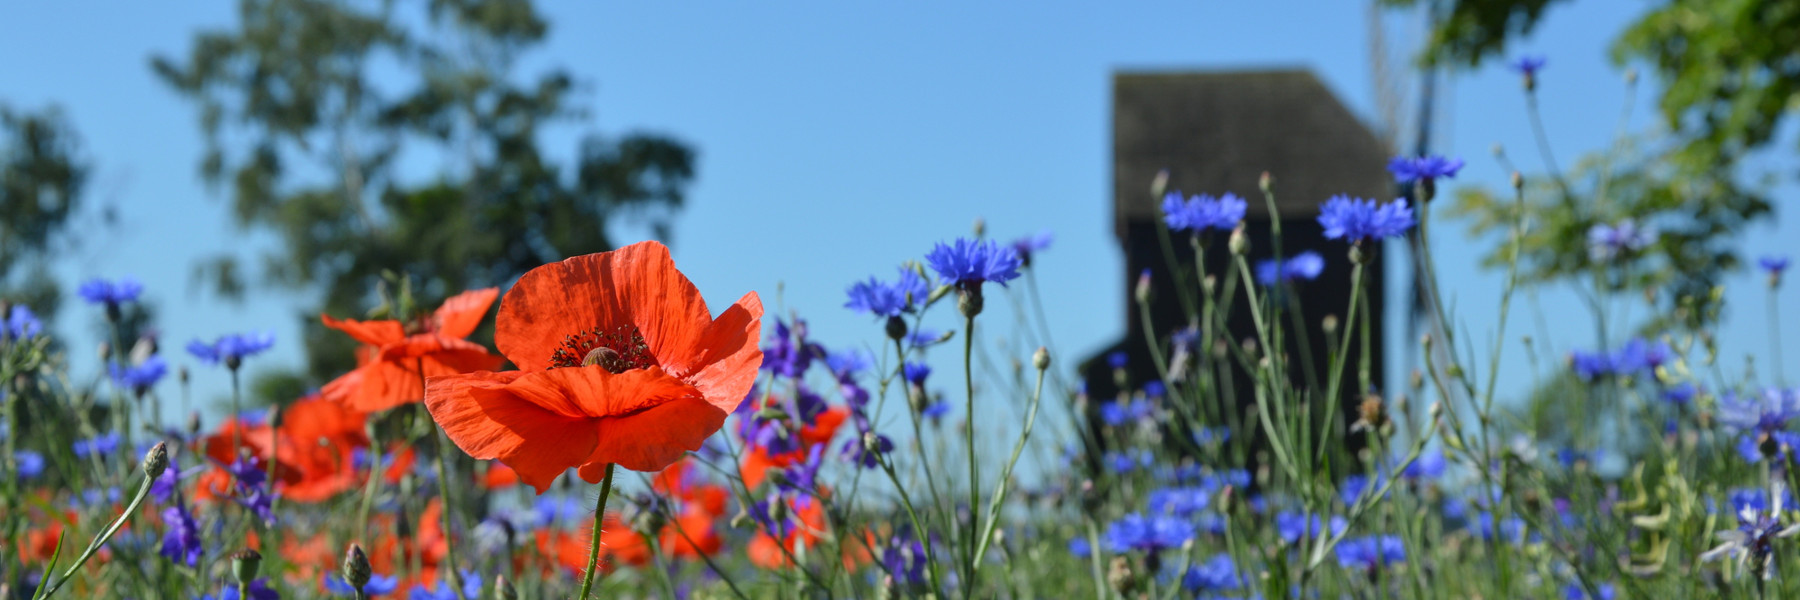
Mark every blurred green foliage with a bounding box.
[0,106,87,325]
[152,0,697,385]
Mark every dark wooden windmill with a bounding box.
[1081,69,1393,469]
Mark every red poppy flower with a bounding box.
[198,395,368,503]
[425,241,764,493]
[322,288,506,413]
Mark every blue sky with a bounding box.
[1,1,1795,445]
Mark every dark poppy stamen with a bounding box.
[550,325,656,372]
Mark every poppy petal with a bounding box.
[495,241,713,372]
[578,396,729,475]
[425,371,597,494]
[321,315,406,347]
[668,292,764,414]
[434,288,500,340]
[504,365,701,420]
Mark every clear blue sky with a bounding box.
[1,1,1794,441]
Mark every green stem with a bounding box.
[972,362,1045,565]
[576,463,617,600]
[35,466,155,598]
[962,313,979,597]
[420,358,469,600]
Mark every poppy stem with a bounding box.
[420,358,470,600]
[578,462,618,599]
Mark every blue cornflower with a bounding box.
[1402,450,1447,481]
[1276,512,1346,545]
[1513,55,1548,76]
[1182,553,1242,593]
[1570,350,1612,381]
[1335,535,1406,571]
[761,319,821,378]
[72,432,121,459]
[327,573,399,596]
[3,305,42,341]
[903,362,931,386]
[1717,388,1800,434]
[1702,485,1800,578]
[1663,382,1699,405]
[201,578,279,600]
[408,570,481,600]
[1102,513,1194,554]
[1012,230,1054,267]
[159,503,202,567]
[1340,474,1389,505]
[920,401,951,421]
[1564,582,1617,600]
[226,457,276,524]
[1473,513,1530,545]
[1387,155,1465,184]
[907,328,947,348]
[1068,537,1092,557]
[925,238,1022,290]
[1107,351,1128,370]
[1104,450,1152,473]
[16,450,44,479]
[1609,337,1671,377]
[1317,195,1415,242]
[1098,400,1153,427]
[843,430,894,470]
[826,349,872,382]
[532,495,587,529]
[845,268,930,318]
[77,277,144,307]
[110,355,169,395]
[1255,250,1326,285]
[1735,431,1800,465]
[1147,486,1210,517]
[186,332,276,368]
[1762,255,1790,276]
[882,527,931,589]
[151,455,182,502]
[1161,192,1247,234]
[1587,219,1655,262]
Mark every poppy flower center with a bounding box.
[549,324,658,373]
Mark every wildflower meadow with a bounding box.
[5,1,1800,599]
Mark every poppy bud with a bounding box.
[231,549,263,586]
[1032,347,1050,371]
[1228,224,1249,256]
[143,441,169,479]
[343,543,372,591]
[494,575,518,600]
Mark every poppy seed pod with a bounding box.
[230,549,262,585]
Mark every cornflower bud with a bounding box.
[494,576,518,600]
[1151,169,1170,199]
[1227,224,1249,256]
[1032,346,1051,370]
[143,441,169,479]
[1134,269,1153,304]
[343,543,372,591]
[1258,171,1273,195]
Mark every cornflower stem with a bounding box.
[1083,517,1107,600]
[576,463,618,600]
[229,367,242,457]
[894,338,946,520]
[641,531,679,600]
[663,504,751,600]
[878,454,945,594]
[1771,288,1786,387]
[418,359,468,600]
[34,467,154,599]
[961,313,980,597]
[972,360,1045,566]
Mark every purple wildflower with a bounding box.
[1318,196,1415,242]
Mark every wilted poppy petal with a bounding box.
[425,371,597,494]
[321,314,405,347]
[669,292,764,414]
[495,241,713,372]
[434,288,500,340]
[578,396,729,476]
